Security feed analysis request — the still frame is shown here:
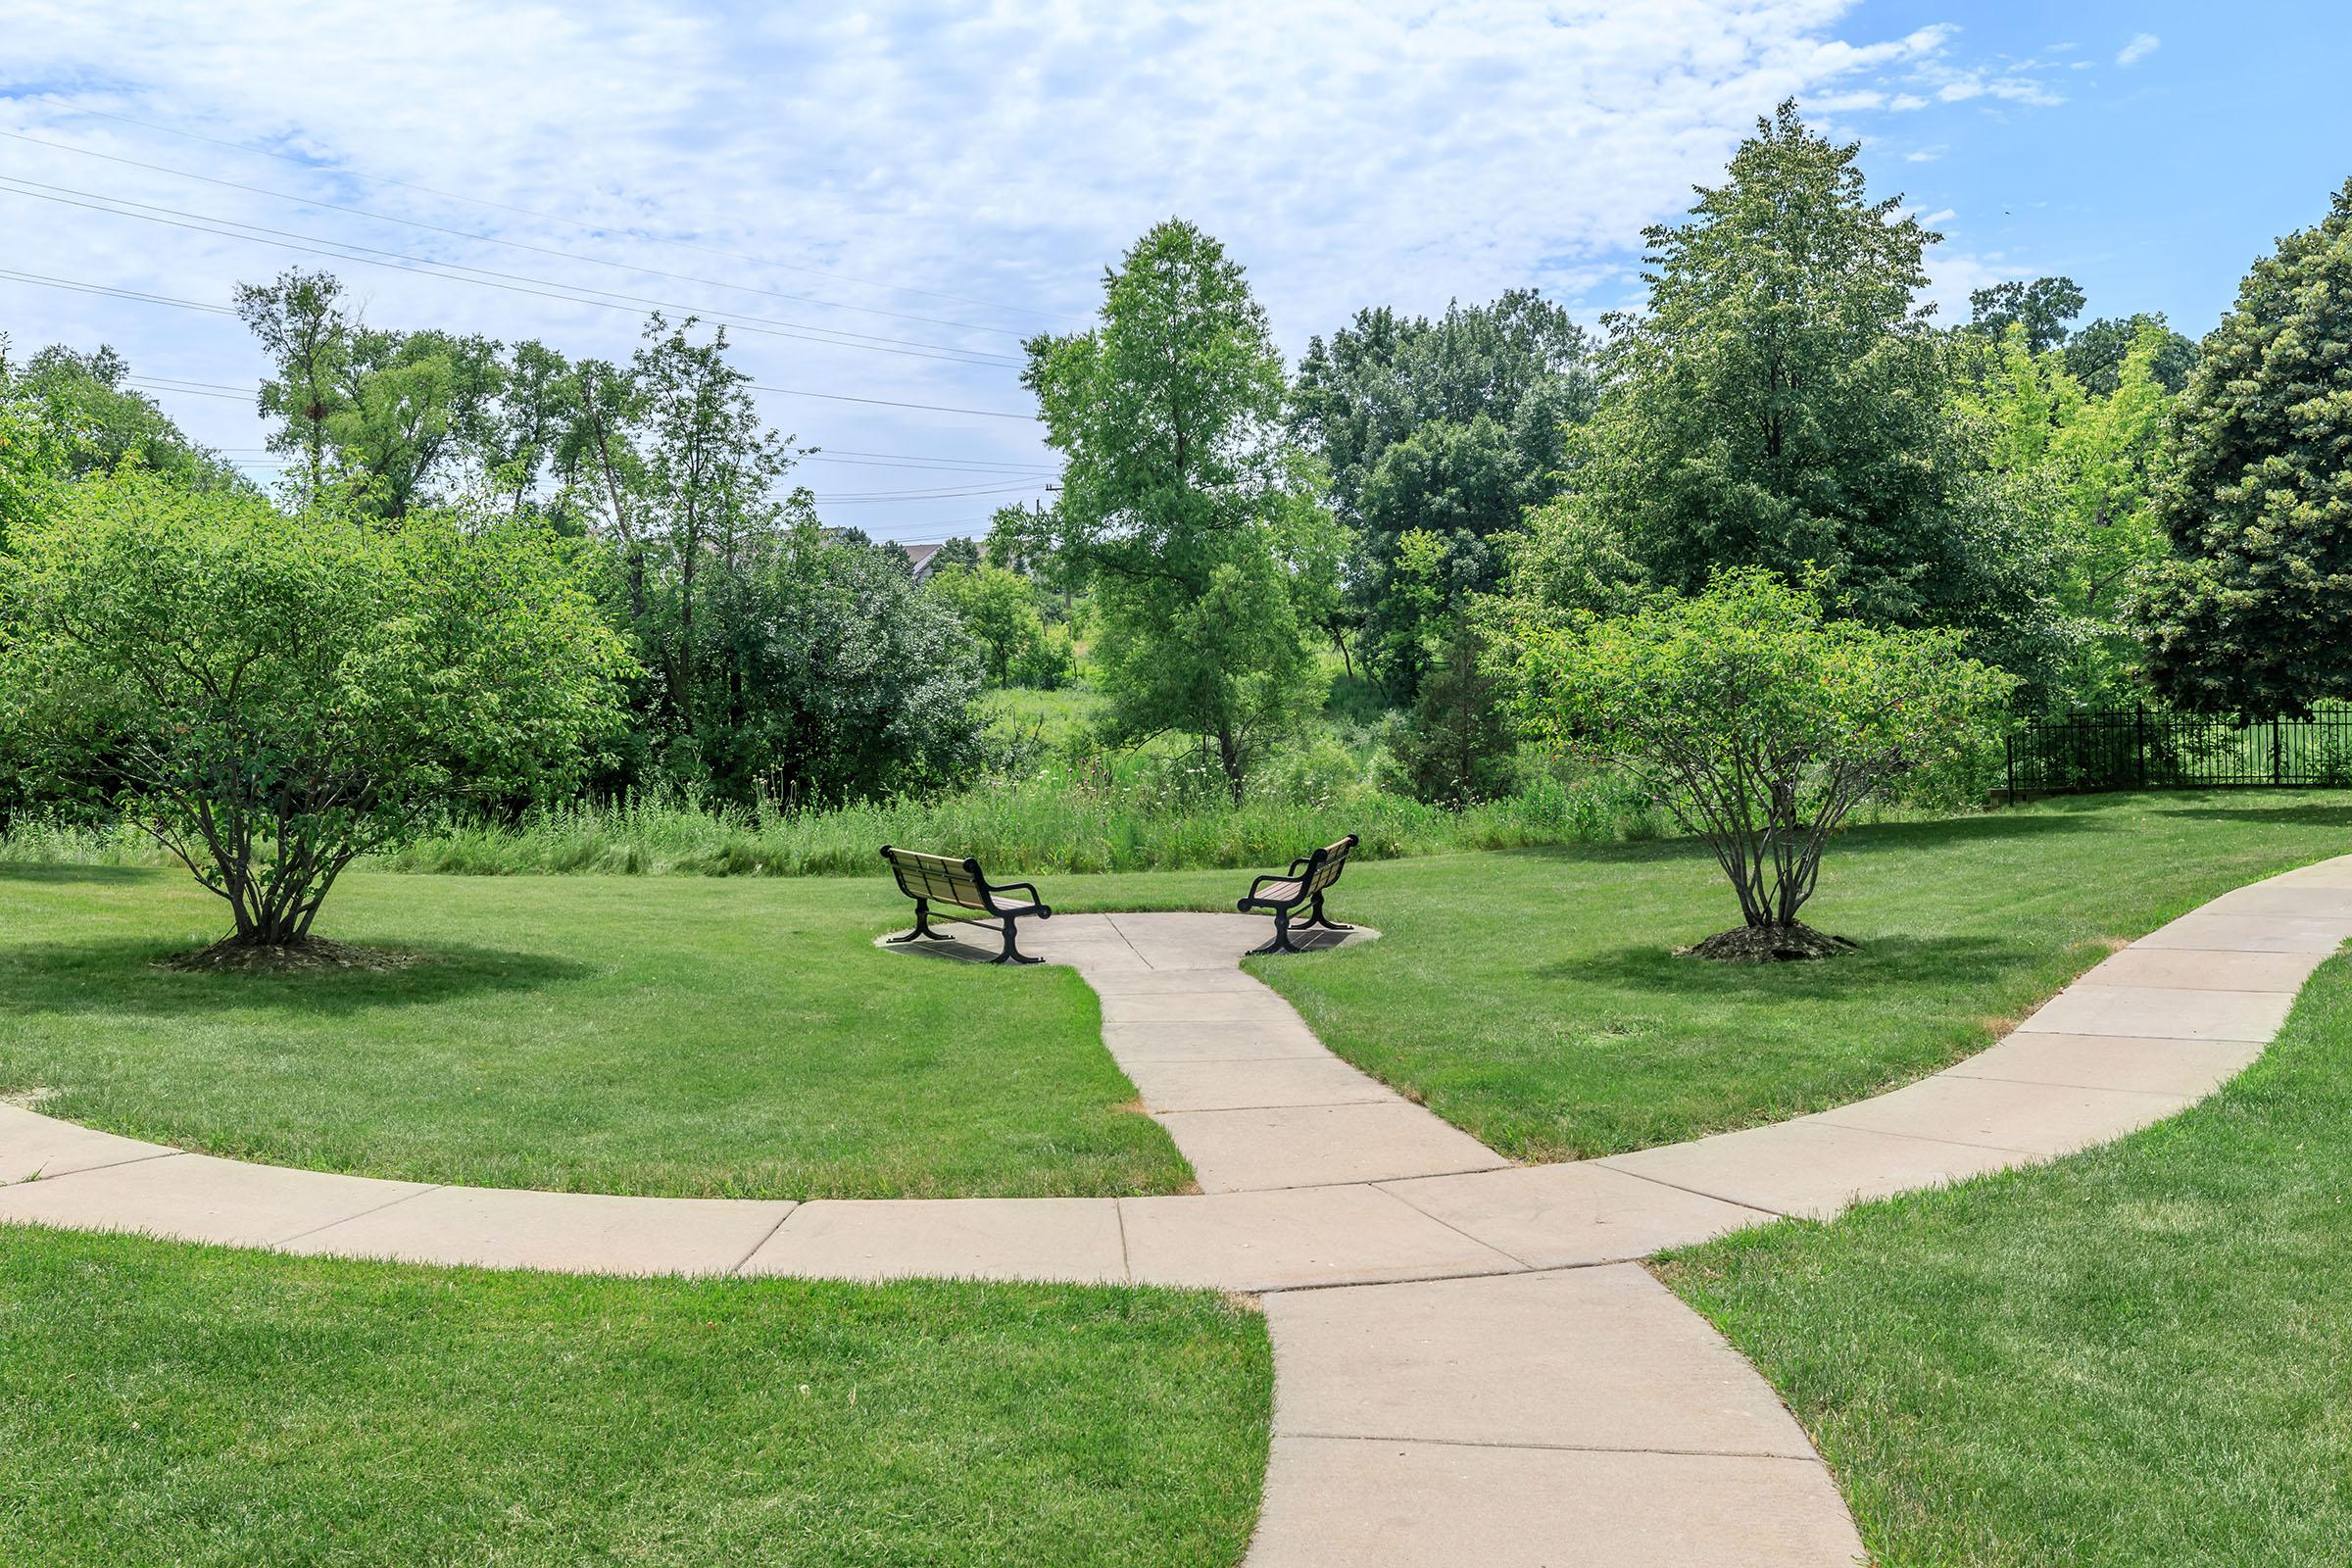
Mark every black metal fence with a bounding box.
[2006,705,2352,796]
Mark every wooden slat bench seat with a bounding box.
[879,846,1053,964]
[1236,834,1358,955]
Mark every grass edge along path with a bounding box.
[0,1225,1274,1568]
[1659,948,2352,1568]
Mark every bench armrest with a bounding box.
[1248,872,1294,897]
[1285,857,1313,874]
[988,879,1045,907]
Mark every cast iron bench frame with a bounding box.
[1237,834,1358,955]
[880,845,1053,964]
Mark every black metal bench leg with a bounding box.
[1300,892,1353,933]
[993,914,1043,965]
[1249,906,1302,956]
[886,898,940,943]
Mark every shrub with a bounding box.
[0,473,631,955]
[1511,567,2015,958]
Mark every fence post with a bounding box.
[2135,704,2147,789]
[2274,717,2284,786]
[2005,731,2016,803]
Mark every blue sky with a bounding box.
[3,1,2345,544]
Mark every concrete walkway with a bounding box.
[6,859,2351,1564]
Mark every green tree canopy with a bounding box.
[2140,180,2352,715]
[0,471,632,954]
[928,561,1058,687]
[1291,290,1595,697]
[1510,568,2014,957]
[1020,219,1323,796]
[1569,102,2049,682]
[2065,313,2198,396]
[1968,276,2086,355]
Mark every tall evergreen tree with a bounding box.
[2140,180,2352,715]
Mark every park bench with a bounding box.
[1237,834,1358,955]
[880,846,1053,964]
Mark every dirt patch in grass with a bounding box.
[157,937,424,975]
[1676,922,1858,962]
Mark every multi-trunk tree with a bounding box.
[1,470,631,959]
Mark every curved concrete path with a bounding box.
[6,860,2351,1564]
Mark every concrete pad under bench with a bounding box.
[1244,1440,1864,1568]
[1598,1119,2032,1221]
[1122,1054,1395,1113]
[1154,1102,1510,1192]
[2018,982,2293,1042]
[1121,1184,1521,1292]
[0,1152,430,1249]
[283,1185,796,1276]
[1377,1160,1770,1268]
[2082,946,2328,993]
[0,1104,178,1183]
[1264,1265,1818,1457]
[1808,1072,2192,1157]
[737,1197,1127,1285]
[1947,1031,2265,1098]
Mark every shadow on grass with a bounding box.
[2167,802,2352,829]
[0,862,159,885]
[1552,932,2041,997]
[0,940,592,1018]
[1470,808,2103,870]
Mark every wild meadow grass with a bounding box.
[0,766,1684,879]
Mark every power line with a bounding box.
[116,365,1039,424]
[0,175,1021,368]
[0,127,1031,343]
[73,107,1067,325]
[0,266,236,316]
[746,383,1036,420]
[808,479,1051,503]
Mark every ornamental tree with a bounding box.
[1512,568,2014,960]
[2139,179,2352,716]
[1,471,632,958]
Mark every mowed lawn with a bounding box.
[1199,792,2352,1159]
[4,792,2347,1194]
[0,1226,1272,1568]
[0,867,1188,1199]
[1660,950,2352,1568]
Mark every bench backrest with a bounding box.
[1302,834,1357,897]
[880,846,991,911]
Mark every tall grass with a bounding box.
[0,768,1680,880]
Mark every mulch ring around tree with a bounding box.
[157,938,424,975]
[1676,923,1859,963]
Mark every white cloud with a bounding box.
[0,0,2072,538]
[2117,32,2162,67]
[1905,145,1947,162]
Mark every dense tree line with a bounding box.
[2,101,2344,957]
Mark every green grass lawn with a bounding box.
[6,792,2347,1195]
[1206,791,2352,1159]
[0,1225,1271,1567]
[1659,948,2352,1567]
[0,866,1187,1200]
